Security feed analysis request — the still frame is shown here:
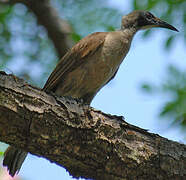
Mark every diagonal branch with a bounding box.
[0,72,186,180]
[0,0,73,58]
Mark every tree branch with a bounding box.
[0,72,186,180]
[0,0,73,58]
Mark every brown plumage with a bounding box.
[43,31,133,103]
[3,10,178,177]
[43,32,108,103]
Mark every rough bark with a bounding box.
[0,72,186,180]
[0,0,73,58]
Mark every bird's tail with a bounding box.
[3,146,27,177]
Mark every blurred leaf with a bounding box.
[181,115,186,126]
[106,25,115,31]
[143,64,186,132]
[143,29,151,37]
[165,35,174,49]
[141,84,154,93]
[0,4,12,21]
[147,0,158,10]
[71,32,82,43]
[183,11,186,23]
[133,0,137,9]
[160,102,176,116]
[0,151,3,156]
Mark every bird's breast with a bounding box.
[102,31,131,65]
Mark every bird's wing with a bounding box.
[43,32,108,92]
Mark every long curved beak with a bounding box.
[152,17,179,32]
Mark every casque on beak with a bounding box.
[151,17,179,32]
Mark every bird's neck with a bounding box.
[120,27,137,39]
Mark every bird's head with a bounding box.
[121,10,178,32]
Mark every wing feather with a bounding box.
[43,32,107,92]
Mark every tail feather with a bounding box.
[3,146,27,177]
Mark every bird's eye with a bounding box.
[146,13,154,19]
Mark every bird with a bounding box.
[3,10,178,177]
